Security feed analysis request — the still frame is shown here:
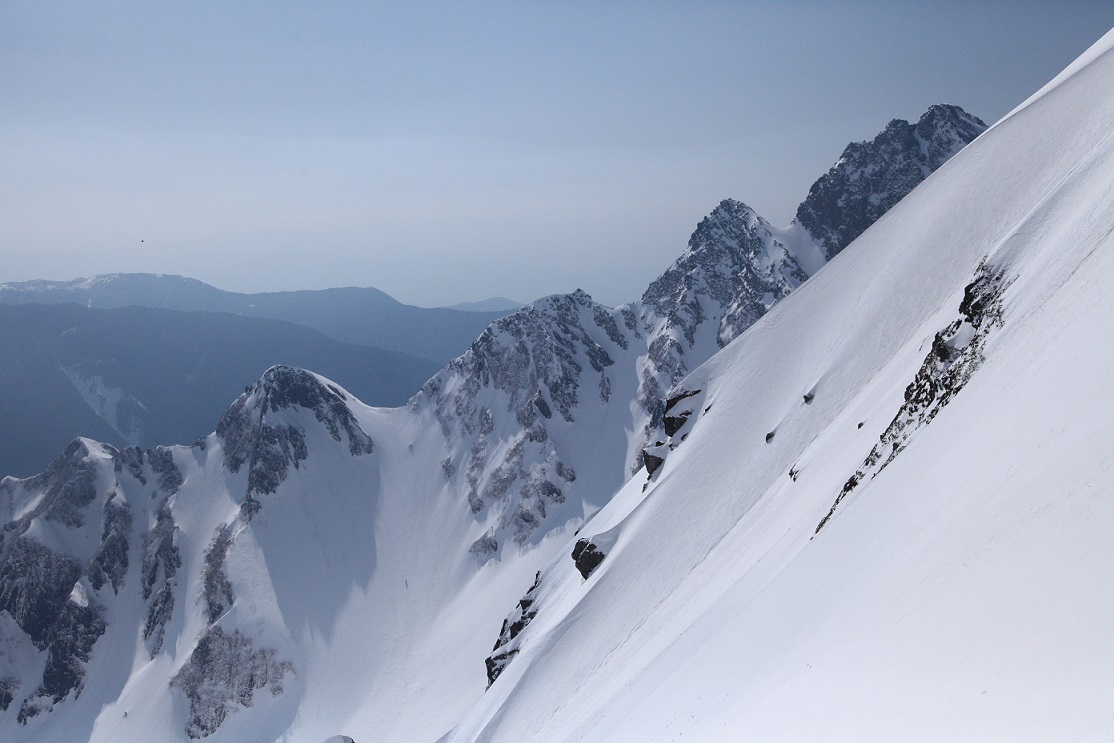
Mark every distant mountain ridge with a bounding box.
[445,297,524,313]
[0,303,438,477]
[0,275,510,366]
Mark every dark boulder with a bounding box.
[572,539,606,580]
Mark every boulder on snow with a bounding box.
[642,441,669,477]
[572,539,606,580]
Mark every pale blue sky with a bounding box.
[3,1,1112,306]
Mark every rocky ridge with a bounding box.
[796,104,988,259]
[0,366,374,738]
[418,105,986,556]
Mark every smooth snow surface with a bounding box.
[444,29,1114,742]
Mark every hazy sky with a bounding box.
[3,2,1112,307]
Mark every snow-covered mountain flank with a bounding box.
[19,41,1114,740]
[446,30,1114,741]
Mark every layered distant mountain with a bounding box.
[0,277,511,366]
[445,297,524,313]
[0,97,1013,742]
[0,303,438,477]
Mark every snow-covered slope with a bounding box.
[0,102,984,742]
[446,29,1114,741]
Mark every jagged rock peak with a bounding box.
[216,366,373,512]
[644,199,762,313]
[644,200,763,295]
[641,198,807,350]
[425,289,625,433]
[914,103,988,156]
[795,103,988,259]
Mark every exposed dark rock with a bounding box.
[643,200,806,352]
[555,461,576,482]
[765,431,775,443]
[510,505,540,544]
[663,412,691,437]
[0,538,82,647]
[419,289,636,546]
[486,572,542,687]
[115,445,146,484]
[642,448,665,477]
[525,422,548,443]
[142,503,180,600]
[86,499,132,594]
[482,438,526,505]
[245,424,307,498]
[0,678,16,712]
[414,105,987,557]
[147,446,183,492]
[261,366,374,456]
[15,440,102,531]
[796,104,987,259]
[141,501,181,656]
[170,627,293,739]
[485,648,519,689]
[144,584,175,657]
[427,290,617,436]
[20,598,106,719]
[664,388,701,414]
[202,526,234,625]
[663,389,701,437]
[572,539,606,580]
[216,366,373,513]
[532,394,552,420]
[817,262,1006,532]
[469,532,498,558]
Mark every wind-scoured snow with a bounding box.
[446,28,1114,742]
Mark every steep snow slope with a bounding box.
[447,29,1114,741]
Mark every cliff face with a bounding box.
[795,104,987,259]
